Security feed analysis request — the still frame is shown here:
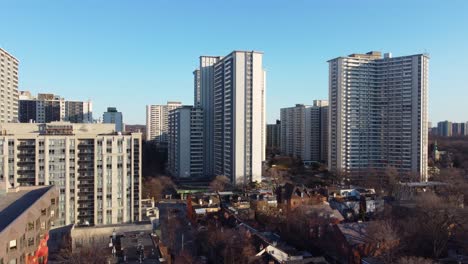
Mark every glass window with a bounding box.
[9,240,16,250]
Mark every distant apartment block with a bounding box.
[167,106,204,178]
[267,120,281,150]
[65,100,93,123]
[451,122,467,136]
[103,107,123,132]
[0,122,142,226]
[198,51,266,185]
[18,91,92,123]
[0,185,58,264]
[329,51,429,181]
[435,121,467,137]
[146,102,182,144]
[0,48,19,123]
[125,124,146,140]
[280,100,328,163]
[437,121,452,137]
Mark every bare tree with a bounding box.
[396,256,433,264]
[163,208,182,254]
[143,176,175,200]
[209,175,231,192]
[400,192,463,258]
[55,238,113,264]
[269,168,286,190]
[330,168,348,185]
[433,167,467,200]
[174,249,195,264]
[367,220,400,263]
[383,166,400,195]
[194,224,259,264]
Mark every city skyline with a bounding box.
[2,1,468,124]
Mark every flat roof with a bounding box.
[0,48,19,62]
[0,186,53,232]
[327,52,429,62]
[199,50,264,59]
[0,122,141,137]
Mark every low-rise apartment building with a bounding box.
[0,184,58,264]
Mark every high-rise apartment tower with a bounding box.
[0,48,19,123]
[146,102,182,144]
[197,51,266,185]
[328,51,428,181]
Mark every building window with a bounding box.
[27,222,34,231]
[9,240,17,250]
[28,237,34,247]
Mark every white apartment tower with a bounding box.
[0,122,142,226]
[328,51,429,181]
[198,51,266,185]
[0,48,19,123]
[280,100,328,163]
[146,102,182,144]
[167,106,204,178]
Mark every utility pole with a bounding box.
[181,233,184,251]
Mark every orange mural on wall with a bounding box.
[26,233,49,264]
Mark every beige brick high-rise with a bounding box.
[146,102,182,144]
[0,122,142,226]
[0,48,19,123]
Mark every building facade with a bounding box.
[198,56,222,178]
[280,101,328,163]
[167,106,204,178]
[451,122,467,136]
[198,51,266,185]
[146,102,182,144]
[193,69,201,107]
[328,51,429,181]
[267,120,281,150]
[0,185,59,264]
[437,121,452,137]
[18,91,93,123]
[65,100,93,123]
[103,107,123,132]
[0,122,142,226]
[0,48,19,123]
[311,100,329,163]
[168,51,266,184]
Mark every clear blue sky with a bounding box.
[1,0,467,124]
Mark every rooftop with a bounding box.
[336,222,373,246]
[0,47,19,62]
[0,122,141,136]
[327,51,428,62]
[0,186,53,232]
